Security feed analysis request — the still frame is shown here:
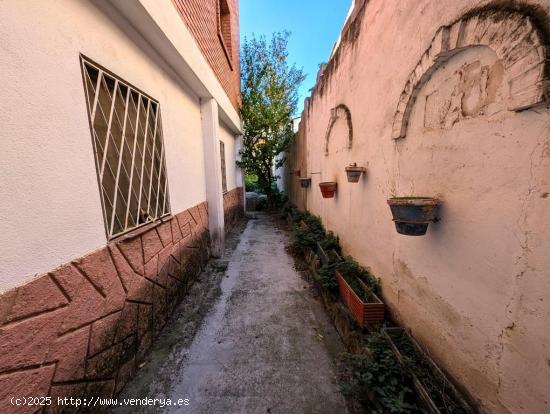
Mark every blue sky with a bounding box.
[239,0,352,114]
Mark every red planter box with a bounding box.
[336,270,384,327]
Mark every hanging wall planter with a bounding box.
[336,270,385,327]
[345,163,366,183]
[319,182,337,198]
[387,197,440,236]
[299,177,311,188]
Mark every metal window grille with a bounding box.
[81,58,171,239]
[220,140,227,193]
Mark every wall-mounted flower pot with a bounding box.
[319,182,337,198]
[336,270,385,327]
[299,177,311,188]
[387,197,440,236]
[345,163,366,183]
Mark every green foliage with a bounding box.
[238,32,306,200]
[336,257,381,297]
[386,330,468,413]
[342,334,427,414]
[244,174,261,192]
[293,213,325,251]
[317,261,339,293]
[320,231,341,255]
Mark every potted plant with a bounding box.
[387,197,440,236]
[336,259,384,327]
[319,182,337,198]
[299,177,311,188]
[345,163,366,183]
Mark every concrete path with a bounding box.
[118,213,348,413]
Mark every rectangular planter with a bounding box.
[382,327,474,414]
[336,270,384,327]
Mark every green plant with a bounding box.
[317,262,339,293]
[342,334,426,413]
[386,330,468,413]
[337,257,381,297]
[239,32,305,203]
[293,213,325,251]
[245,174,261,192]
[320,231,341,255]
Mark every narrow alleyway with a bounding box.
[116,213,348,413]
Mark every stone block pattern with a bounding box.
[0,202,209,413]
[223,187,244,232]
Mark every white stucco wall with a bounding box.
[219,121,240,192]
[0,0,208,291]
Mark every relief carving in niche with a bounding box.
[423,58,505,130]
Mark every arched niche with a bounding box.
[324,104,353,155]
[391,9,549,140]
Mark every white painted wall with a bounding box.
[219,122,240,192]
[0,0,209,291]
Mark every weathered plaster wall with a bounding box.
[0,0,207,291]
[289,1,550,413]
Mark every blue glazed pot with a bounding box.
[387,197,440,236]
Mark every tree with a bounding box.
[238,31,305,202]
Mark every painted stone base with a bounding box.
[223,187,244,232]
[0,202,209,413]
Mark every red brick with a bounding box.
[46,325,89,382]
[89,311,120,356]
[115,302,138,342]
[117,236,144,275]
[5,275,68,323]
[109,245,152,303]
[115,356,136,394]
[0,365,55,414]
[171,0,240,110]
[50,265,107,334]
[171,217,183,243]
[0,308,65,372]
[157,221,173,247]
[86,343,122,380]
[176,210,193,230]
[73,248,126,316]
[0,289,17,326]
[137,304,153,338]
[142,227,164,263]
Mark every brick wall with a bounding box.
[223,186,244,232]
[172,0,240,110]
[0,202,210,412]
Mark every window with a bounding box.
[220,140,227,193]
[81,57,170,239]
[217,0,233,69]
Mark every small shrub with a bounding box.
[342,334,426,413]
[317,262,339,293]
[337,257,381,297]
[320,231,341,255]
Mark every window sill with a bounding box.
[109,213,172,243]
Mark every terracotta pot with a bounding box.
[387,197,440,236]
[345,164,366,183]
[336,270,384,327]
[299,177,311,188]
[319,182,337,198]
